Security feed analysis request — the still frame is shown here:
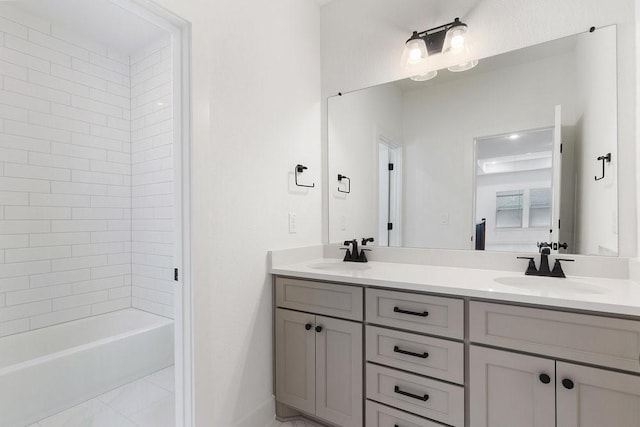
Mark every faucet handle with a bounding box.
[361,237,375,246]
[517,256,538,276]
[551,258,574,278]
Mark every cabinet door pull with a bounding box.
[315,325,323,333]
[393,307,429,317]
[305,323,312,331]
[562,378,574,389]
[394,385,429,401]
[539,373,551,384]
[394,345,429,359]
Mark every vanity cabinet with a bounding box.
[365,289,465,427]
[469,301,640,427]
[470,346,640,427]
[273,273,640,427]
[275,278,363,427]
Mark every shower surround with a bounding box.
[0,5,174,338]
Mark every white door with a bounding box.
[469,346,555,427]
[556,362,640,427]
[275,309,316,415]
[551,104,563,252]
[315,315,363,427]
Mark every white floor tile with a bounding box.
[38,399,135,427]
[144,365,175,392]
[128,395,175,427]
[97,377,171,417]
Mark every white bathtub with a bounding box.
[0,308,174,426]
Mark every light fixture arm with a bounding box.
[405,17,468,56]
[412,17,464,39]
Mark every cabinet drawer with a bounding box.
[470,301,640,373]
[275,277,363,321]
[366,325,464,384]
[366,364,464,427]
[366,289,464,339]
[365,401,443,427]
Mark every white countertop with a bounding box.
[271,258,640,317]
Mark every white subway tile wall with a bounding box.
[131,37,174,319]
[0,6,174,336]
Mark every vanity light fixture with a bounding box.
[409,70,438,82]
[448,59,479,72]
[402,17,477,71]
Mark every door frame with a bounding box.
[376,130,403,247]
[471,125,555,252]
[108,1,193,425]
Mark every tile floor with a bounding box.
[29,366,175,427]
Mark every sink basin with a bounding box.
[494,276,607,295]
[308,262,371,272]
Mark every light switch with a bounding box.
[288,212,297,234]
[440,213,449,225]
[340,215,347,231]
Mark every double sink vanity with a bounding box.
[270,247,640,427]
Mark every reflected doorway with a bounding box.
[378,136,402,247]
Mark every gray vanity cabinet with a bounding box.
[470,346,556,427]
[275,277,363,427]
[275,308,316,415]
[556,362,640,427]
[470,346,640,427]
[470,301,640,427]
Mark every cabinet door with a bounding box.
[275,308,316,415]
[557,362,640,427]
[315,315,363,427]
[470,346,555,427]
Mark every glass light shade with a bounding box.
[448,59,478,72]
[401,37,428,67]
[442,22,470,55]
[409,70,438,81]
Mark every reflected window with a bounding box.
[495,190,523,228]
[529,188,552,227]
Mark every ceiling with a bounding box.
[476,128,554,160]
[8,0,167,54]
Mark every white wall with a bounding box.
[321,0,637,256]
[131,36,175,318]
[328,83,402,243]
[142,0,322,425]
[0,6,134,336]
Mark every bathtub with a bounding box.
[0,308,174,426]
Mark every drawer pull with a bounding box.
[393,345,429,359]
[562,378,574,390]
[394,307,429,317]
[394,385,429,401]
[305,323,312,331]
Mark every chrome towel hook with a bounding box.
[594,153,611,181]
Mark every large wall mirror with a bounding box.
[328,25,618,256]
